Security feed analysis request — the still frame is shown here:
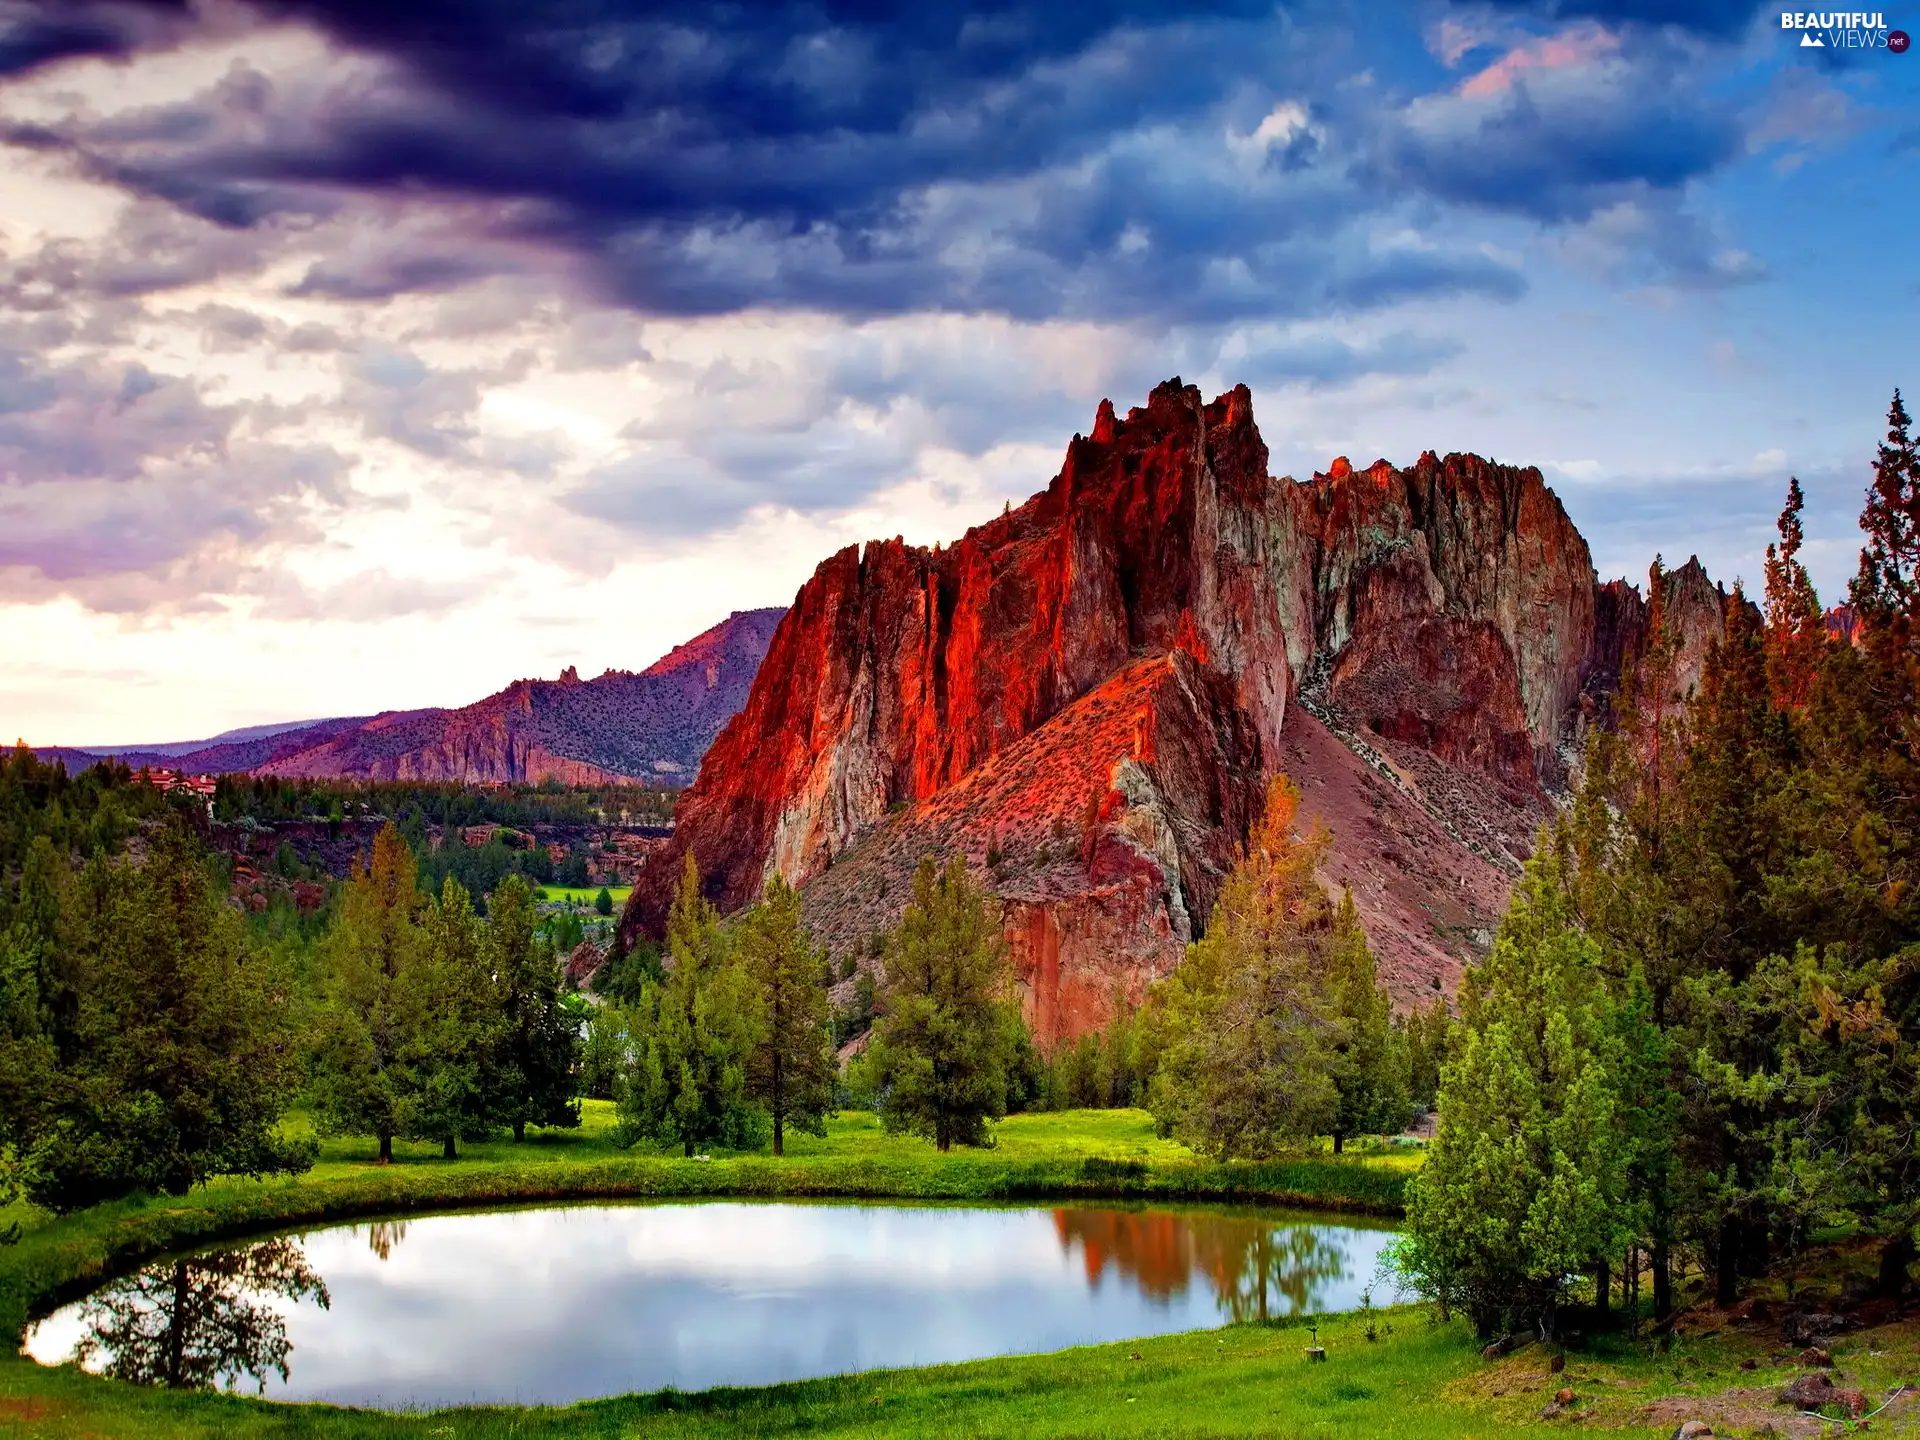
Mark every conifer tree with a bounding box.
[618,854,760,1155]
[0,836,65,1205]
[868,855,1019,1151]
[1325,890,1410,1151]
[489,873,581,1142]
[401,876,501,1159]
[738,875,836,1155]
[1852,388,1920,640]
[1398,846,1629,1339]
[310,824,419,1163]
[1147,778,1338,1158]
[23,827,313,1211]
[1402,995,1452,1113]
[1763,478,1828,708]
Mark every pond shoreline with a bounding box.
[0,1111,1418,1437]
[4,1148,1407,1339]
[26,1199,1405,1408]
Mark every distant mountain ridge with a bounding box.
[28,609,785,787]
[67,717,360,757]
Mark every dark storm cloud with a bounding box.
[0,0,1774,319]
[0,0,192,76]
[0,0,1542,322]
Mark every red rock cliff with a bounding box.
[619,380,1714,1039]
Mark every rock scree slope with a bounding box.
[619,380,1727,1041]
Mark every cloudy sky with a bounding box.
[1,0,1914,745]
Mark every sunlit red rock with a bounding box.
[619,380,1730,1041]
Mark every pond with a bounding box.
[24,1201,1404,1410]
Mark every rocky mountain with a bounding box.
[620,379,1731,1043]
[34,609,785,787]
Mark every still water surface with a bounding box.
[25,1201,1402,1410]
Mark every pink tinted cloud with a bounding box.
[1461,25,1621,97]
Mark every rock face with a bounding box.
[620,379,1725,1041]
[1584,558,1733,724]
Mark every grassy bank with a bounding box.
[9,1107,1897,1439]
[0,1107,1407,1345]
[0,1304,1689,1440]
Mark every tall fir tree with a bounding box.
[489,873,581,1142]
[1148,777,1340,1158]
[869,855,1019,1151]
[738,875,836,1155]
[1763,478,1828,709]
[22,826,313,1212]
[1324,890,1410,1152]
[401,876,502,1159]
[618,854,760,1155]
[0,835,66,1215]
[310,825,419,1163]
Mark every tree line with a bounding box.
[1396,392,1920,1338]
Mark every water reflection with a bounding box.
[1053,1209,1355,1320]
[28,1202,1396,1408]
[68,1237,329,1393]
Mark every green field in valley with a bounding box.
[536,885,632,908]
[4,1106,1913,1439]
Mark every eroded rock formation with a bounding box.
[619,380,1727,1040]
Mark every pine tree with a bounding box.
[310,825,419,1163]
[738,875,836,1155]
[1402,995,1452,1113]
[1852,388,1920,640]
[1763,478,1828,708]
[489,873,581,1142]
[1324,890,1410,1152]
[1398,847,1629,1339]
[1147,778,1339,1158]
[868,855,1019,1151]
[22,826,314,1212]
[617,854,760,1155]
[579,1003,630,1101]
[0,836,66,1213]
[401,876,502,1159]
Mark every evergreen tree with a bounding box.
[868,855,1019,1151]
[579,1003,630,1102]
[489,874,581,1142]
[1763,478,1828,708]
[617,854,760,1155]
[400,876,501,1159]
[594,886,614,917]
[310,825,419,1162]
[738,875,835,1155]
[1325,890,1411,1151]
[1851,388,1920,642]
[1402,995,1452,1113]
[1147,778,1338,1158]
[0,836,66,1213]
[22,827,314,1212]
[1398,846,1629,1339]
[1607,965,1675,1330]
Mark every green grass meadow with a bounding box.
[536,886,632,908]
[3,1107,1910,1439]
